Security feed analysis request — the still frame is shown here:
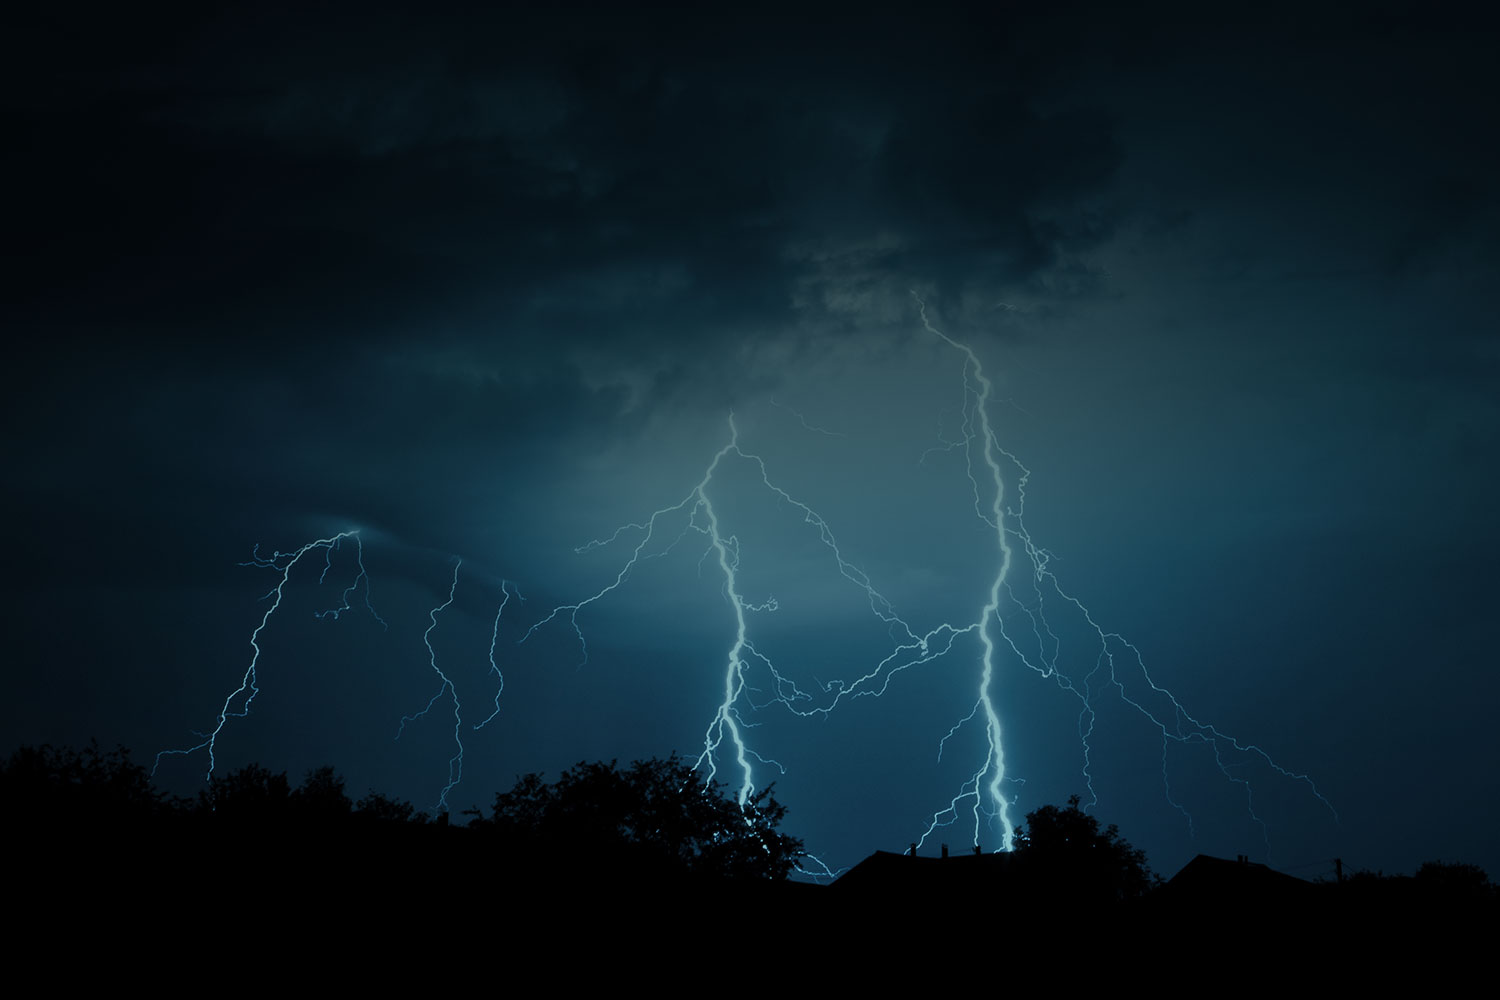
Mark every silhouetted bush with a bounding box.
[475,755,804,882]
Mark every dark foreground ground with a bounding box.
[6,746,1490,983]
[11,826,1493,988]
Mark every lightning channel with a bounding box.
[524,410,996,857]
[153,531,381,780]
[912,292,1336,853]
[913,292,1017,852]
[474,581,522,731]
[769,397,847,438]
[396,558,465,813]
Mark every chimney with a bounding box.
[941,844,949,859]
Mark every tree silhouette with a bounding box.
[0,741,172,827]
[1014,795,1157,903]
[195,762,293,821]
[478,755,804,882]
[290,765,353,820]
[1413,861,1494,900]
[354,790,428,826]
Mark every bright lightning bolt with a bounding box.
[793,854,850,883]
[912,291,1337,856]
[912,292,1018,851]
[522,417,766,805]
[527,412,985,827]
[153,530,381,780]
[396,558,465,813]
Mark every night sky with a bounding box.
[5,3,1497,882]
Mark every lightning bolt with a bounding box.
[910,293,1019,851]
[526,412,989,834]
[793,854,851,883]
[153,530,382,780]
[396,558,465,813]
[769,397,848,438]
[912,292,1337,856]
[474,580,522,732]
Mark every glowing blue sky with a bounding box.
[4,4,1496,880]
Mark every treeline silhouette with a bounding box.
[3,743,804,905]
[7,742,1494,930]
[9,741,1491,980]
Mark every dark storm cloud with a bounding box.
[3,3,1140,571]
[8,3,1494,533]
[5,5,1126,372]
